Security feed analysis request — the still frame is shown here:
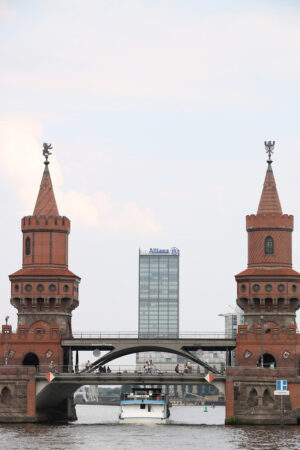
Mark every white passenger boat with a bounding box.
[119,387,170,424]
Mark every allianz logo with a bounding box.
[149,247,180,255]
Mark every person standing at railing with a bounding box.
[147,360,152,374]
[187,361,192,373]
[49,361,54,373]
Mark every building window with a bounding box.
[253,284,260,292]
[37,284,44,292]
[49,284,56,292]
[292,284,297,292]
[265,236,274,255]
[63,285,69,292]
[25,284,32,292]
[25,237,31,256]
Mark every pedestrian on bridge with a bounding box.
[147,360,152,374]
[187,361,192,373]
[175,364,179,373]
[49,361,54,373]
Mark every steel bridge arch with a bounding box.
[85,344,221,374]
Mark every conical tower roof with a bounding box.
[33,163,59,216]
[257,161,282,215]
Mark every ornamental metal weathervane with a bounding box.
[264,140,275,163]
[43,142,53,165]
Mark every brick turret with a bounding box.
[235,142,300,364]
[9,150,80,337]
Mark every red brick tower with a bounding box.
[9,145,80,338]
[225,142,300,425]
[235,141,300,368]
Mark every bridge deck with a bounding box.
[61,337,236,351]
[36,372,226,385]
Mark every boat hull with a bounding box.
[119,417,168,424]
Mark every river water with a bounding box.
[1,405,300,450]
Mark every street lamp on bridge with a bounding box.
[260,315,264,368]
[4,316,9,366]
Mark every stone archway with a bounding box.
[23,352,39,367]
[247,388,258,407]
[1,387,12,404]
[262,389,274,406]
[258,353,276,368]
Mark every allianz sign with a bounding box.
[149,247,180,255]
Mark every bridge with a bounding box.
[35,368,226,411]
[62,332,236,374]
[32,332,233,417]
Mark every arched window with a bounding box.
[265,236,274,255]
[1,387,12,404]
[25,237,31,256]
[23,352,39,368]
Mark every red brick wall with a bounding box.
[225,381,234,418]
[27,379,36,416]
[248,229,292,267]
[246,214,293,268]
[235,329,298,368]
[22,216,70,269]
[289,384,300,409]
[52,232,67,266]
[0,322,63,370]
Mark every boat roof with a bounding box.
[131,387,162,393]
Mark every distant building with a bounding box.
[137,247,180,366]
[138,248,180,338]
[219,306,244,338]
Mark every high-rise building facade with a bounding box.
[138,248,180,339]
[219,306,244,338]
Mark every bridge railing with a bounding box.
[33,363,225,375]
[71,331,233,339]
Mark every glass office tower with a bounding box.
[138,248,180,339]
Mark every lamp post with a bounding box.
[260,315,264,368]
[4,316,9,366]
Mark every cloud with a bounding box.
[0,0,16,21]
[0,117,162,235]
[1,5,300,110]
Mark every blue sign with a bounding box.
[276,380,287,391]
[170,247,180,256]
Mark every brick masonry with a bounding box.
[227,157,300,424]
[0,159,80,422]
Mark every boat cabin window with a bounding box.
[140,404,145,409]
[148,405,152,412]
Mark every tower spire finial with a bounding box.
[43,142,53,166]
[264,140,275,164]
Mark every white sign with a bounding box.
[274,390,290,396]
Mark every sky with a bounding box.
[1,0,300,344]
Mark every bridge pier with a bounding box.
[225,367,300,425]
[0,366,38,423]
[0,367,78,423]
